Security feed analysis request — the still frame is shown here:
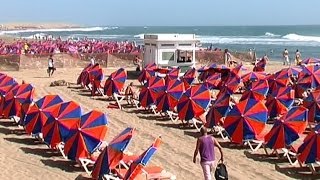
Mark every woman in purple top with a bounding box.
[193,127,224,180]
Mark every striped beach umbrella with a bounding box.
[63,110,108,160]
[104,68,127,96]
[91,127,135,179]
[24,95,64,135]
[177,84,211,120]
[224,99,268,144]
[42,101,82,148]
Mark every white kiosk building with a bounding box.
[143,34,199,73]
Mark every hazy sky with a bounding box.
[0,0,319,26]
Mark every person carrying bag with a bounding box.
[215,160,228,180]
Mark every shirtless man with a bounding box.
[133,56,142,71]
[124,82,136,103]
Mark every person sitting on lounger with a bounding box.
[124,82,137,103]
[193,127,224,180]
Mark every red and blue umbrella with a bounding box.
[42,101,82,148]
[63,110,108,160]
[24,95,64,135]
[89,64,103,82]
[80,65,94,87]
[272,70,292,86]
[302,57,320,65]
[104,68,127,96]
[253,58,267,72]
[265,86,294,118]
[297,65,320,89]
[182,67,196,89]
[223,99,268,144]
[177,84,211,120]
[229,64,243,79]
[0,77,18,116]
[303,89,320,123]
[278,66,302,77]
[154,67,171,74]
[264,106,308,150]
[220,74,241,94]
[240,79,269,101]
[2,84,35,118]
[89,65,103,95]
[91,127,135,179]
[295,65,320,97]
[77,64,92,85]
[198,65,208,73]
[156,79,185,112]
[0,73,6,80]
[124,136,161,180]
[198,65,208,82]
[241,71,266,83]
[0,76,18,96]
[206,91,231,128]
[297,129,320,164]
[204,73,221,90]
[139,76,165,108]
[210,64,229,73]
[144,63,157,70]
[165,67,180,81]
[138,63,157,84]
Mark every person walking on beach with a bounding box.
[224,49,233,67]
[295,49,302,65]
[283,49,290,65]
[90,56,95,65]
[193,127,224,180]
[47,55,55,77]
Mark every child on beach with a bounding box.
[193,127,224,180]
[47,55,55,77]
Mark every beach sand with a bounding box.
[0,62,315,180]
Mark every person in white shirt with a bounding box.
[283,49,289,65]
[47,55,55,77]
[90,56,95,65]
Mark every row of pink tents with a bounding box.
[0,39,142,55]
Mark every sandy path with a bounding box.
[0,65,297,180]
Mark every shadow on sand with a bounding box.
[275,163,320,179]
[4,137,41,146]
[75,174,92,180]
[0,120,17,127]
[40,159,83,172]
[183,131,200,138]
[244,151,290,164]
[0,127,15,135]
[218,141,249,150]
[20,147,61,158]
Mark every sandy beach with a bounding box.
[0,61,316,180]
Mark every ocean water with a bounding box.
[1,25,320,61]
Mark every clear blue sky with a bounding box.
[0,0,319,26]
